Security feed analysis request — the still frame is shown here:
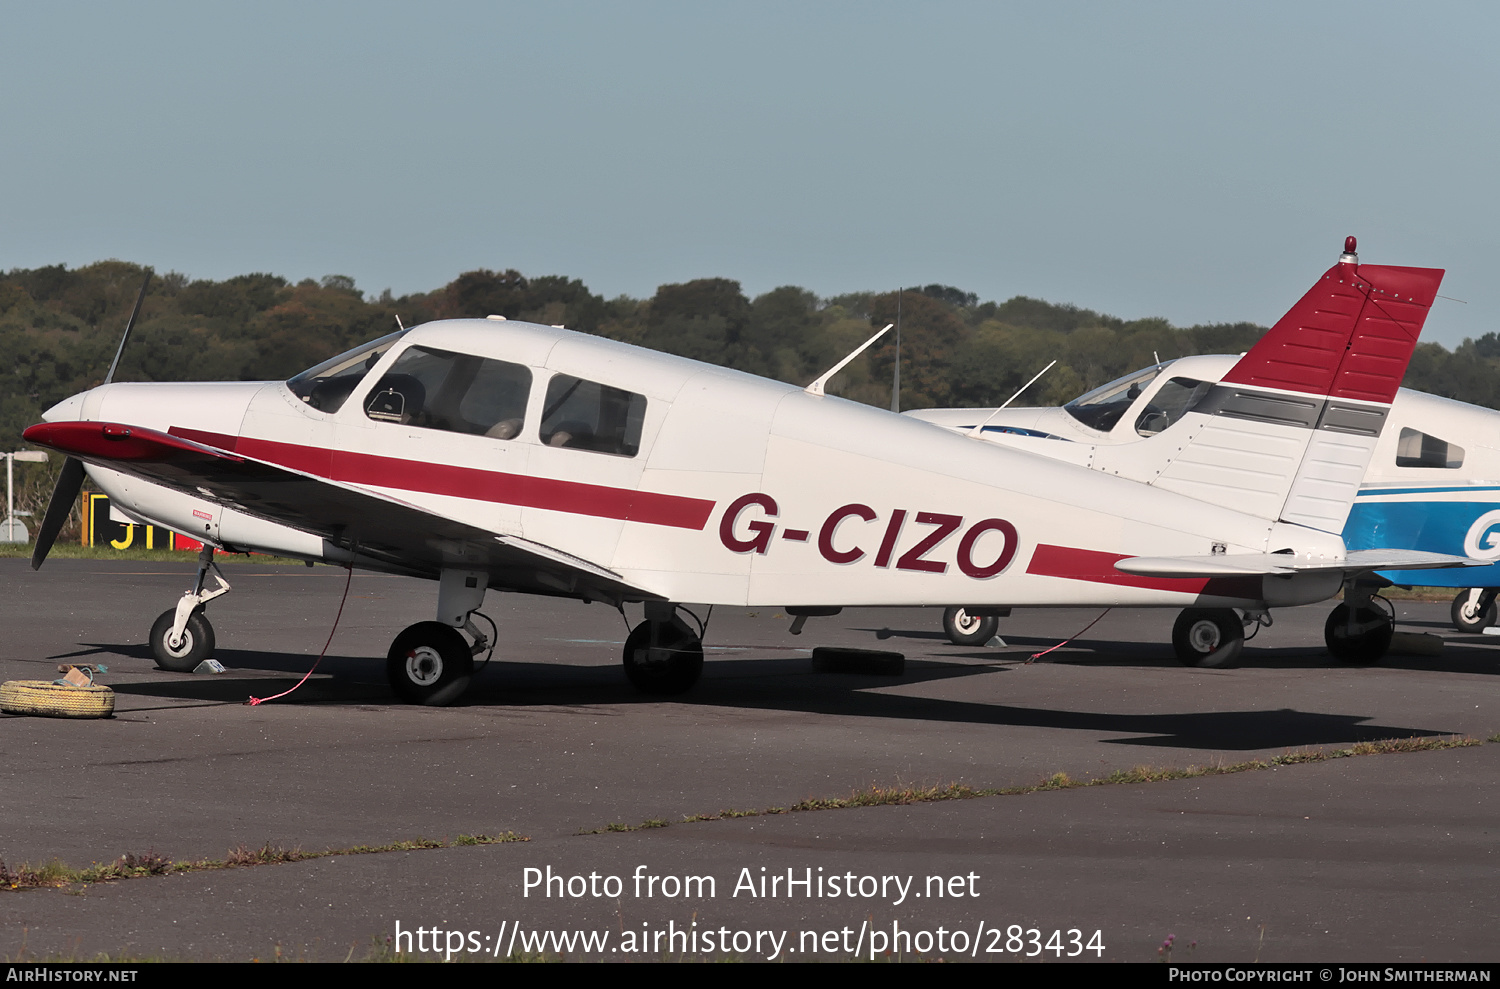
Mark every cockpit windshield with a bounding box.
[286,329,409,413]
[1062,364,1164,432]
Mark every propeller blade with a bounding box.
[103,270,153,385]
[31,456,85,570]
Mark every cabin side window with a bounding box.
[364,345,532,439]
[539,374,646,457]
[1395,427,1464,469]
[1135,377,1213,436]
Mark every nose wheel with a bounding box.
[150,608,216,672]
[1451,588,1498,633]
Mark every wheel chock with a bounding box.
[810,647,905,676]
[1388,632,1443,657]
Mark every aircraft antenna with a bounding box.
[966,360,1057,438]
[395,314,405,330]
[103,270,153,385]
[805,324,894,397]
[890,288,902,413]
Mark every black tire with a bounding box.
[623,620,704,695]
[1171,608,1244,668]
[387,621,473,706]
[942,606,1000,646]
[1450,590,1497,633]
[150,608,216,672]
[1324,603,1393,665]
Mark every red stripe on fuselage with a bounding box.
[169,426,715,530]
[1026,543,1262,600]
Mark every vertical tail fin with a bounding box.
[1148,238,1443,532]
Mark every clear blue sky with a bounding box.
[2,2,1494,347]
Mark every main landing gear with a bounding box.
[149,546,230,672]
[622,602,705,695]
[1324,581,1394,665]
[387,620,490,706]
[386,569,495,706]
[1171,608,1247,668]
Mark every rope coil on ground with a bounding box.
[1,680,115,719]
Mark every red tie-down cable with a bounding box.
[246,564,354,706]
[1027,608,1111,664]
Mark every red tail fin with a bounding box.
[1223,244,1443,404]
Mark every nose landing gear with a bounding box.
[150,546,230,672]
[1451,588,1498,633]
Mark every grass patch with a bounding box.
[579,734,1485,834]
[0,832,527,892]
[1370,586,1459,602]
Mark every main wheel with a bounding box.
[1324,603,1394,665]
[623,620,704,695]
[149,608,216,672]
[387,621,473,706]
[1172,608,1244,668]
[942,607,1000,646]
[1450,589,1497,632]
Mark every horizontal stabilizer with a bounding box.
[1116,549,1481,579]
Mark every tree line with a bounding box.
[3,259,1495,530]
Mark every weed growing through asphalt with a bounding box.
[577,733,1483,834]
[0,832,527,891]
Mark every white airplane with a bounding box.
[22,239,1469,703]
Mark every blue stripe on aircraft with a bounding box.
[1358,485,1500,498]
[1344,498,1500,587]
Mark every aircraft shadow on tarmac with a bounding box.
[73,640,1457,753]
[866,624,1500,676]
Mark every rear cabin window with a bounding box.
[539,374,646,457]
[1395,427,1464,469]
[364,345,532,439]
[1135,377,1213,436]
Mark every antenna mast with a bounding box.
[890,288,902,413]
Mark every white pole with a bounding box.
[4,451,47,542]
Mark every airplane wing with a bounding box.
[1115,550,1483,579]
[23,420,655,603]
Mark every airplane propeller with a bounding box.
[31,270,152,570]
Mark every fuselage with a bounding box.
[46,320,1351,610]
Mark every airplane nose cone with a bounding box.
[41,391,88,422]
